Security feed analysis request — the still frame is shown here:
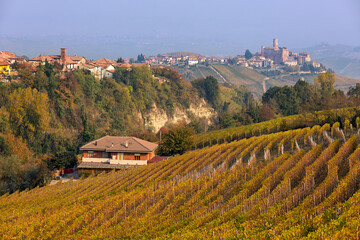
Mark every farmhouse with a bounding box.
[78,136,158,175]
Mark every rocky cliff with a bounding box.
[143,99,216,132]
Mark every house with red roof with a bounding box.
[78,136,159,175]
[0,51,25,64]
[91,58,116,79]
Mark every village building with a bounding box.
[79,62,102,79]
[29,48,86,70]
[297,52,311,65]
[78,136,159,175]
[187,58,199,66]
[0,51,25,64]
[261,39,290,64]
[0,61,11,76]
[91,58,116,79]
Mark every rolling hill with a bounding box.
[301,43,360,80]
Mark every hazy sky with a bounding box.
[0,0,359,58]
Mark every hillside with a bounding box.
[1,122,360,238]
[175,64,360,96]
[175,64,287,96]
[301,43,360,80]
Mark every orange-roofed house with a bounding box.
[0,51,25,64]
[92,58,116,79]
[78,136,158,175]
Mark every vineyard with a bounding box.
[193,106,360,149]
[1,122,360,239]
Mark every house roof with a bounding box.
[148,156,169,163]
[93,58,116,68]
[113,62,131,68]
[0,51,20,59]
[81,62,98,69]
[30,55,60,62]
[30,55,83,65]
[80,136,158,153]
[0,61,10,66]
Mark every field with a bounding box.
[1,118,360,238]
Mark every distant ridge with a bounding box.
[164,52,203,57]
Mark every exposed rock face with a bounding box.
[143,99,216,132]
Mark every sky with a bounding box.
[0,0,359,59]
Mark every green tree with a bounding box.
[137,54,145,63]
[0,135,10,156]
[348,83,360,98]
[245,49,253,60]
[192,76,219,106]
[158,125,194,156]
[219,112,236,128]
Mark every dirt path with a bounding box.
[263,77,269,93]
[209,65,233,86]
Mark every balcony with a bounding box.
[82,157,110,163]
[82,157,147,165]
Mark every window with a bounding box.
[88,151,94,158]
[102,152,108,158]
[135,154,140,160]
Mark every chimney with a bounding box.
[273,39,278,49]
[125,141,128,148]
[111,142,114,147]
[61,48,67,65]
[94,141,97,146]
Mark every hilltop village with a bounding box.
[150,39,322,70]
[0,39,325,82]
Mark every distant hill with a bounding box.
[300,43,360,80]
[175,64,360,96]
[165,52,203,57]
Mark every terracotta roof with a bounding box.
[0,51,17,58]
[0,61,10,66]
[65,57,78,64]
[113,62,131,68]
[80,136,158,153]
[81,63,98,69]
[94,58,116,65]
[30,55,60,62]
[30,55,83,65]
[78,162,133,170]
[69,56,84,61]
[148,156,169,163]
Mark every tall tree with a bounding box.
[245,49,253,60]
[7,88,50,141]
[314,72,335,96]
[158,125,194,156]
[192,76,219,106]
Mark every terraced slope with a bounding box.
[1,122,360,239]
